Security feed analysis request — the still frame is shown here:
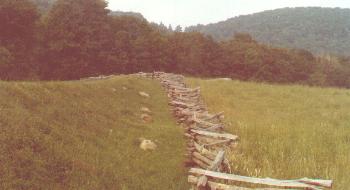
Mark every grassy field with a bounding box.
[188,78,350,189]
[0,76,188,190]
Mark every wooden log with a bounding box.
[193,152,213,166]
[189,168,332,190]
[191,129,239,141]
[173,95,199,101]
[208,150,225,171]
[179,109,196,115]
[193,142,216,160]
[205,124,224,131]
[197,175,208,188]
[175,103,201,108]
[170,86,200,92]
[171,93,201,99]
[173,97,201,104]
[192,118,222,128]
[189,125,209,134]
[169,91,201,97]
[163,79,185,84]
[185,133,194,139]
[194,112,222,121]
[193,158,209,169]
[169,90,200,95]
[169,101,196,108]
[187,147,195,152]
[204,111,225,121]
[188,176,292,190]
[195,135,220,144]
[188,139,195,144]
[188,142,195,148]
[184,158,194,164]
[167,86,191,91]
[197,150,226,188]
[203,139,232,147]
[160,79,183,84]
[186,107,206,113]
[187,112,223,126]
[298,178,333,188]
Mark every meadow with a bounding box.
[188,78,350,189]
[1,74,349,189]
[0,76,188,190]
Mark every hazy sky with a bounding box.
[107,0,350,27]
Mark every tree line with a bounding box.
[0,0,349,88]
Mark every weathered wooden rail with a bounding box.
[137,72,333,190]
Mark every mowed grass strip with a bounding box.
[187,78,350,189]
[0,76,188,190]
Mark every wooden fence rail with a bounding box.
[137,72,333,190]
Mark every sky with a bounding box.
[107,0,350,27]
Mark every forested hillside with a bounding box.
[1,0,350,88]
[186,7,350,56]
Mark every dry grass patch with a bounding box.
[188,78,350,189]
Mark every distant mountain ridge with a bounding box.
[186,7,350,56]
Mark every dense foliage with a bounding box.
[0,0,40,80]
[29,0,56,11]
[186,7,350,56]
[0,0,349,88]
[40,0,114,80]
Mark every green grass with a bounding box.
[187,78,350,189]
[0,76,188,190]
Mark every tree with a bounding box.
[0,47,12,78]
[108,15,162,73]
[168,25,173,32]
[167,32,223,76]
[175,25,183,33]
[233,33,256,43]
[0,0,40,80]
[41,0,114,80]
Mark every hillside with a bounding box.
[187,78,350,189]
[186,7,350,56]
[0,76,188,189]
[1,73,347,189]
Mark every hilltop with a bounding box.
[186,7,350,56]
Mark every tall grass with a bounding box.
[0,76,188,190]
[188,78,350,189]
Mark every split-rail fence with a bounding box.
[137,72,333,190]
